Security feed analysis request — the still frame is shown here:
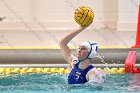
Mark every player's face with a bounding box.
[77,45,88,60]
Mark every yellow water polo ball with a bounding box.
[74,6,94,26]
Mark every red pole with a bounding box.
[131,5,140,48]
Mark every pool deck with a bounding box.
[0,48,139,64]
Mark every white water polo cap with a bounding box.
[81,41,98,59]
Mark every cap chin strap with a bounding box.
[79,41,97,62]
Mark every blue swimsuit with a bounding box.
[68,61,94,84]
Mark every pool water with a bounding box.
[0,73,140,93]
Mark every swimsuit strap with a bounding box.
[74,60,81,68]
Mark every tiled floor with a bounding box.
[0,28,137,47]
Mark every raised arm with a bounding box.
[59,26,87,67]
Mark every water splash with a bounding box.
[87,73,105,85]
[95,55,107,64]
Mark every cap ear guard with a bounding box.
[87,41,98,59]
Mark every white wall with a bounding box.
[0,0,139,46]
[117,0,139,31]
[0,0,112,30]
[0,0,32,21]
[0,0,139,31]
